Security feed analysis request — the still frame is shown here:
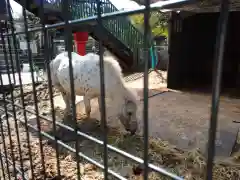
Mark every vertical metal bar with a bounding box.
[0,23,18,180]
[49,32,55,60]
[0,149,6,180]
[5,0,35,177]
[62,1,81,180]
[0,87,11,180]
[6,29,16,85]
[206,0,229,179]
[21,0,46,178]
[5,28,25,179]
[0,114,10,180]
[143,0,151,179]
[97,0,108,179]
[3,4,25,177]
[39,0,61,177]
[0,74,10,180]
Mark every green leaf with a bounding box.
[129,12,169,37]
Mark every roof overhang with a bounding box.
[152,0,240,13]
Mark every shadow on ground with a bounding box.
[19,88,240,179]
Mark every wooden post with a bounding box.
[167,11,184,89]
[167,12,177,89]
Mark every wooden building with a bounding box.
[167,0,240,93]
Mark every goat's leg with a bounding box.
[84,96,91,118]
[58,85,71,117]
[97,96,109,132]
[61,89,78,128]
[97,96,102,113]
[61,90,71,117]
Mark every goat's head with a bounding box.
[119,99,138,135]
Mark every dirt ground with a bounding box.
[1,70,240,179]
[125,70,240,158]
[53,70,240,158]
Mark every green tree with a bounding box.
[130,11,169,37]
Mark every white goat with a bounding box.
[49,52,138,134]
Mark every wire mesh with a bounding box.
[0,0,230,179]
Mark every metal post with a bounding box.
[21,0,47,178]
[5,0,35,178]
[206,0,229,179]
[39,0,61,177]
[97,0,108,179]
[143,0,150,179]
[62,0,81,180]
[0,0,200,179]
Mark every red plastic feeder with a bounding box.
[74,32,89,55]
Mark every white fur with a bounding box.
[49,52,138,132]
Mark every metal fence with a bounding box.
[0,0,230,179]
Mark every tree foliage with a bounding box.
[130,11,169,37]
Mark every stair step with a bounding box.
[15,0,154,69]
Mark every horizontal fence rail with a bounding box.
[0,0,229,179]
[2,0,195,37]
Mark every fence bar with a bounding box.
[6,28,16,85]
[3,28,25,180]
[206,0,229,179]
[0,25,18,180]
[0,148,30,179]
[1,99,183,180]
[143,0,151,178]
[0,0,202,179]
[62,0,81,179]
[0,150,28,180]
[0,108,179,180]
[39,0,61,177]
[0,114,11,180]
[5,0,35,177]
[2,5,26,178]
[2,109,127,180]
[0,148,6,180]
[21,0,47,178]
[97,0,109,179]
[2,0,195,37]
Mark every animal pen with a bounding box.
[0,0,238,180]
